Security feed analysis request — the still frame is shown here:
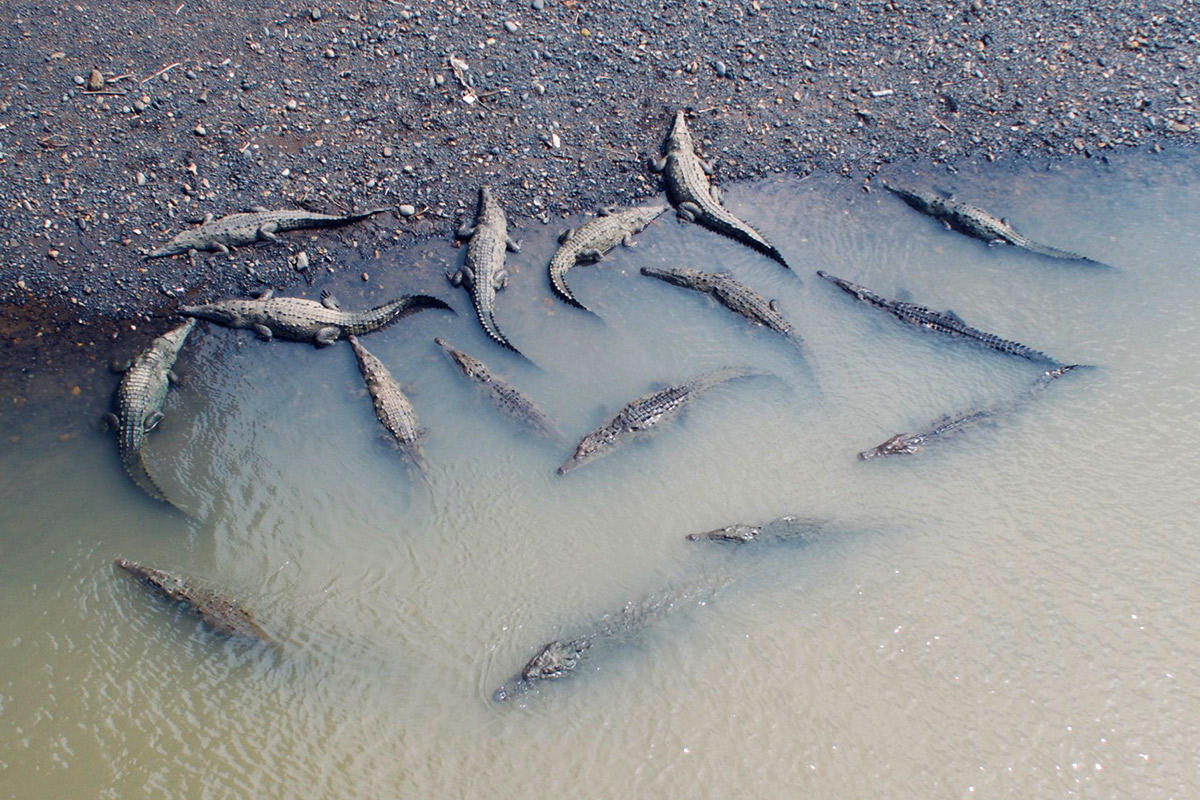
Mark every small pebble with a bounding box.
[72,75,85,86]
[532,0,544,8]
[324,48,336,59]
[194,124,207,136]
[132,98,147,113]
[136,172,146,186]
[311,8,322,20]
[86,69,104,92]
[1166,120,1191,133]
[398,204,416,217]
[185,69,197,79]
[286,99,298,110]
[361,272,369,282]
[504,20,520,33]
[714,60,728,78]
[382,146,393,157]
[295,251,309,271]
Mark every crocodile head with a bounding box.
[159,318,197,348]
[556,426,619,474]
[493,637,593,702]
[664,109,693,153]
[148,228,211,259]
[858,433,922,460]
[434,337,490,382]
[178,301,242,327]
[640,266,697,287]
[686,524,762,544]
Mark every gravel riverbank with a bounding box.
[0,0,1195,378]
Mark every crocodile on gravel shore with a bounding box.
[557,367,762,475]
[435,337,560,441]
[447,186,525,356]
[347,335,425,471]
[148,207,389,259]
[650,111,790,270]
[114,558,273,644]
[881,182,1102,264]
[493,580,723,702]
[104,318,195,508]
[548,204,669,310]
[179,288,452,347]
[817,271,1060,365]
[685,515,828,545]
[859,364,1084,459]
[640,266,803,350]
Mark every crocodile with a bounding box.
[817,271,1059,365]
[114,558,273,644]
[493,580,723,702]
[649,111,789,270]
[180,288,452,347]
[148,207,389,259]
[548,204,669,310]
[447,186,525,356]
[640,266,802,350]
[881,182,1102,264]
[347,335,425,470]
[105,318,196,507]
[686,515,828,545]
[557,367,760,475]
[434,337,560,441]
[859,364,1084,459]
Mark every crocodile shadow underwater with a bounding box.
[2,149,1200,798]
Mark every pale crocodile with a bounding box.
[105,318,195,508]
[179,288,452,347]
[640,266,802,350]
[650,111,789,269]
[859,364,1084,459]
[686,515,828,545]
[347,335,425,470]
[447,186,524,356]
[882,182,1102,264]
[558,367,761,474]
[149,207,389,259]
[435,337,560,441]
[817,271,1060,365]
[548,204,668,310]
[114,558,273,644]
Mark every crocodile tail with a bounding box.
[357,295,455,334]
[548,262,590,311]
[1015,238,1102,264]
[121,448,172,504]
[480,311,526,358]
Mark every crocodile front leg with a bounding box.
[257,223,281,243]
[252,324,273,341]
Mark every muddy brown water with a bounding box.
[2,150,1199,798]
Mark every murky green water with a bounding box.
[3,149,1199,798]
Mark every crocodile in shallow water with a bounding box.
[347,335,425,470]
[148,207,389,259]
[640,266,802,351]
[817,271,1059,365]
[114,558,273,644]
[105,318,195,508]
[548,204,669,310]
[435,337,560,441]
[557,367,761,474]
[881,182,1102,264]
[180,288,452,347]
[859,364,1084,459]
[447,186,525,356]
[686,515,829,545]
[650,111,790,270]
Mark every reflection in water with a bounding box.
[2,150,1200,798]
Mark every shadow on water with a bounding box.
[3,147,1200,797]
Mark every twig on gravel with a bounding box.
[141,63,181,84]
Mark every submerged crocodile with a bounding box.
[686,515,828,545]
[493,580,722,702]
[435,337,560,441]
[148,207,389,259]
[105,318,196,507]
[859,364,1084,459]
[447,186,524,356]
[558,367,760,474]
[114,558,273,644]
[347,335,425,470]
[640,266,802,350]
[817,271,1059,365]
[180,288,452,347]
[650,111,789,269]
[881,182,1102,264]
[548,204,669,310]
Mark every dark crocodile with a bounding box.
[104,318,196,508]
[148,207,388,259]
[435,337,560,441]
[548,204,669,310]
[180,288,452,347]
[557,367,761,474]
[650,111,789,269]
[640,266,802,350]
[817,271,1059,365]
[347,335,426,470]
[859,364,1084,459]
[447,186,524,356]
[686,515,828,545]
[882,182,1102,264]
[493,580,722,702]
[114,558,273,644]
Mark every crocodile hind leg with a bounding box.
[677,202,702,222]
[314,327,341,347]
